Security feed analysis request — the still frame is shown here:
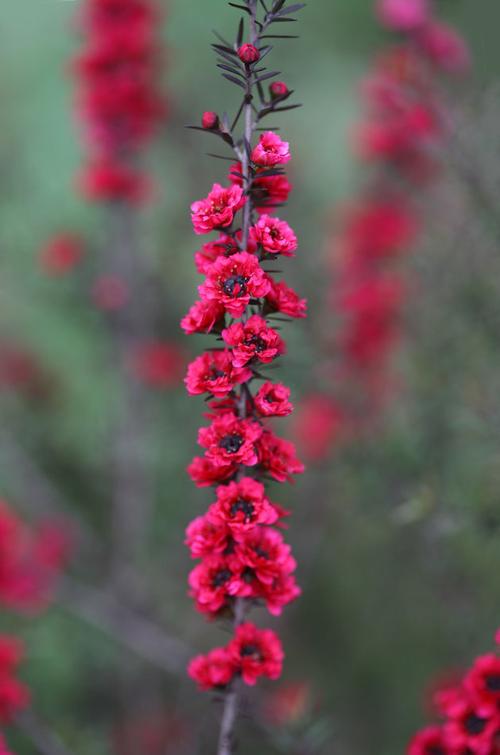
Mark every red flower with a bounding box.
[185,515,231,560]
[181,299,225,336]
[0,636,29,724]
[188,648,236,690]
[199,252,270,318]
[257,430,305,483]
[265,278,307,319]
[254,382,293,417]
[131,341,184,388]
[79,161,150,203]
[293,395,345,461]
[407,726,449,755]
[207,478,278,532]
[188,555,239,614]
[39,234,83,275]
[0,733,12,755]
[416,22,470,73]
[222,315,285,368]
[253,215,297,257]
[228,164,292,215]
[251,131,291,167]
[194,232,257,275]
[191,183,246,235]
[187,456,236,488]
[341,200,418,265]
[227,623,284,686]
[197,412,263,468]
[464,655,500,705]
[185,350,251,398]
[92,275,129,311]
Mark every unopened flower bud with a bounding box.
[202,111,219,130]
[238,44,260,65]
[270,81,289,100]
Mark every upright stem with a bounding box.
[217,5,258,754]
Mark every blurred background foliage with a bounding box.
[1,0,500,753]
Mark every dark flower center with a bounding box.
[219,434,244,454]
[241,644,261,658]
[427,748,445,755]
[222,275,248,298]
[212,569,232,588]
[242,567,255,583]
[464,714,487,736]
[485,674,500,692]
[208,368,226,381]
[245,334,267,352]
[255,546,270,559]
[230,498,255,522]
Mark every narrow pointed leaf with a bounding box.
[222,73,247,89]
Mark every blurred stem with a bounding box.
[58,575,191,674]
[16,711,73,755]
[108,201,153,598]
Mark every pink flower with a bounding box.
[188,555,239,614]
[198,252,270,318]
[407,726,448,755]
[185,350,251,398]
[207,478,278,532]
[197,411,263,468]
[131,341,184,388]
[0,636,29,724]
[222,315,285,368]
[185,515,230,559]
[265,278,307,319]
[79,161,150,203]
[251,131,291,167]
[188,648,236,690]
[228,164,292,215]
[39,234,83,276]
[202,111,219,130]
[191,183,246,235]
[253,215,297,257]
[254,382,293,417]
[227,623,284,686]
[195,231,258,275]
[376,0,429,31]
[187,456,236,488]
[417,22,470,73]
[293,395,345,461]
[257,430,305,483]
[91,275,129,311]
[181,299,225,335]
[238,44,260,64]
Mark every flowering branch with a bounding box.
[183,1,305,753]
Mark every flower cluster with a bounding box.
[0,501,70,614]
[408,629,500,755]
[182,2,305,725]
[74,0,165,203]
[295,0,469,461]
[0,636,29,732]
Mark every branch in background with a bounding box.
[16,711,73,755]
[57,576,191,675]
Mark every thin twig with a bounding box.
[57,575,191,675]
[16,710,73,755]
